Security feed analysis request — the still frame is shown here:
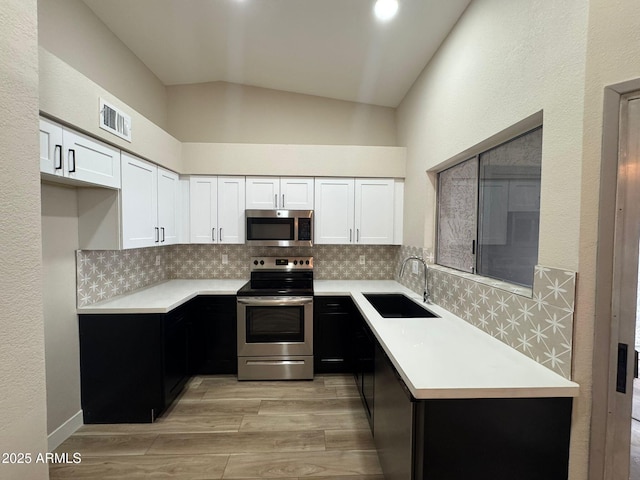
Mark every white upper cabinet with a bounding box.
[315,178,398,245]
[39,117,121,189]
[190,177,218,243]
[245,177,280,209]
[121,153,180,249]
[314,178,355,244]
[246,177,314,210]
[280,178,314,210]
[157,166,180,245]
[217,177,246,244]
[354,179,395,245]
[190,176,245,244]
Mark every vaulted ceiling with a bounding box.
[82,0,471,107]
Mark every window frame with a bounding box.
[435,126,543,288]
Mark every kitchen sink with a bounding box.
[362,293,439,318]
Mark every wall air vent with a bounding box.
[99,98,131,142]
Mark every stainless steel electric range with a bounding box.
[236,256,314,380]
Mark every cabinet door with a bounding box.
[217,177,245,244]
[121,154,158,249]
[39,118,63,176]
[355,179,395,244]
[157,167,180,245]
[191,296,238,374]
[63,129,121,189]
[314,296,353,373]
[246,177,280,209]
[190,177,218,243]
[163,305,190,408]
[314,178,355,244]
[281,178,314,209]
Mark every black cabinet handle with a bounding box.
[68,149,76,173]
[161,227,165,243]
[155,227,160,243]
[54,145,62,170]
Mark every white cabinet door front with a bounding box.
[281,178,314,209]
[190,177,218,243]
[157,167,180,245]
[355,179,394,244]
[121,154,158,249]
[218,177,246,244]
[246,177,279,209]
[314,178,355,244]
[63,129,121,189]
[39,118,63,176]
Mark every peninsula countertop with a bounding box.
[78,278,579,400]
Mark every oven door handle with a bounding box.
[237,297,313,306]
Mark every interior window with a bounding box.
[437,126,542,287]
[437,157,478,273]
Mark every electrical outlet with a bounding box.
[412,261,419,275]
[155,255,161,266]
[359,255,366,265]
[222,254,229,265]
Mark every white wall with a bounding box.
[396,1,590,478]
[576,1,640,478]
[397,0,588,274]
[167,81,397,145]
[41,184,82,447]
[39,47,183,173]
[0,0,49,478]
[38,0,168,129]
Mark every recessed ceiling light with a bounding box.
[374,0,398,21]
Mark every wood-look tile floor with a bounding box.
[50,374,383,480]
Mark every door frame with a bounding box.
[590,81,640,480]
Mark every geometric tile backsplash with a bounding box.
[77,244,399,307]
[395,245,575,379]
[77,243,575,378]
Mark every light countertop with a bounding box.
[78,278,579,400]
[77,279,247,314]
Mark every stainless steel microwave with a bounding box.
[245,210,313,247]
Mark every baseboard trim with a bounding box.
[48,410,83,451]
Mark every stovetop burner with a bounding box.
[237,256,314,297]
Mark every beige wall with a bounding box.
[397,0,588,274]
[577,1,640,478]
[38,0,168,129]
[167,81,397,145]
[396,0,590,478]
[183,142,406,177]
[0,0,49,478]
[41,184,81,444]
[39,47,183,173]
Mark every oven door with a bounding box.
[237,296,313,357]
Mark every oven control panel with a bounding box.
[250,257,313,270]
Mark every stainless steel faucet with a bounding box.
[399,256,432,304]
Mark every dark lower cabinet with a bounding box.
[313,296,354,373]
[163,305,190,406]
[359,311,573,480]
[189,295,237,374]
[414,396,572,480]
[353,305,375,429]
[79,300,192,423]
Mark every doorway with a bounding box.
[632,273,640,478]
[601,92,640,480]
